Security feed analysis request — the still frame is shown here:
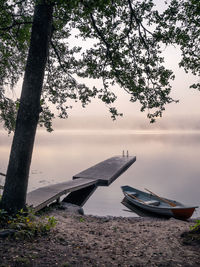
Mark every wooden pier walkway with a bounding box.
[26,155,136,211]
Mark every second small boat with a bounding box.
[121,185,198,220]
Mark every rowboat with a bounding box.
[121,185,198,220]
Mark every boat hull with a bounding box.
[171,207,196,220]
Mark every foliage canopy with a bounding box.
[0,0,199,132]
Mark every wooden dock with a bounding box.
[27,155,136,211]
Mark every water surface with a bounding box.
[0,129,200,218]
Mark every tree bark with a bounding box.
[1,2,53,212]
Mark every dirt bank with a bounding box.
[0,208,200,267]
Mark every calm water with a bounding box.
[0,129,200,218]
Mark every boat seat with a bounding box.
[126,191,138,197]
[145,200,160,206]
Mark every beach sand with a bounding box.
[0,208,200,266]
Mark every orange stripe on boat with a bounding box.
[171,208,195,220]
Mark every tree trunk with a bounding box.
[1,2,53,213]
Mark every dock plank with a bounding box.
[27,178,97,211]
[73,156,136,185]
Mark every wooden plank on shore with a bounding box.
[26,178,97,211]
[73,156,136,185]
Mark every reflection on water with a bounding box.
[0,130,200,218]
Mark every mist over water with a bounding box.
[0,116,200,218]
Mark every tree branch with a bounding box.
[80,1,133,95]
[50,40,78,87]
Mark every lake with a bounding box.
[0,129,200,218]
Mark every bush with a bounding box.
[0,207,57,239]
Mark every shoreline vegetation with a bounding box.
[0,205,200,267]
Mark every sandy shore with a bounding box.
[0,207,200,267]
